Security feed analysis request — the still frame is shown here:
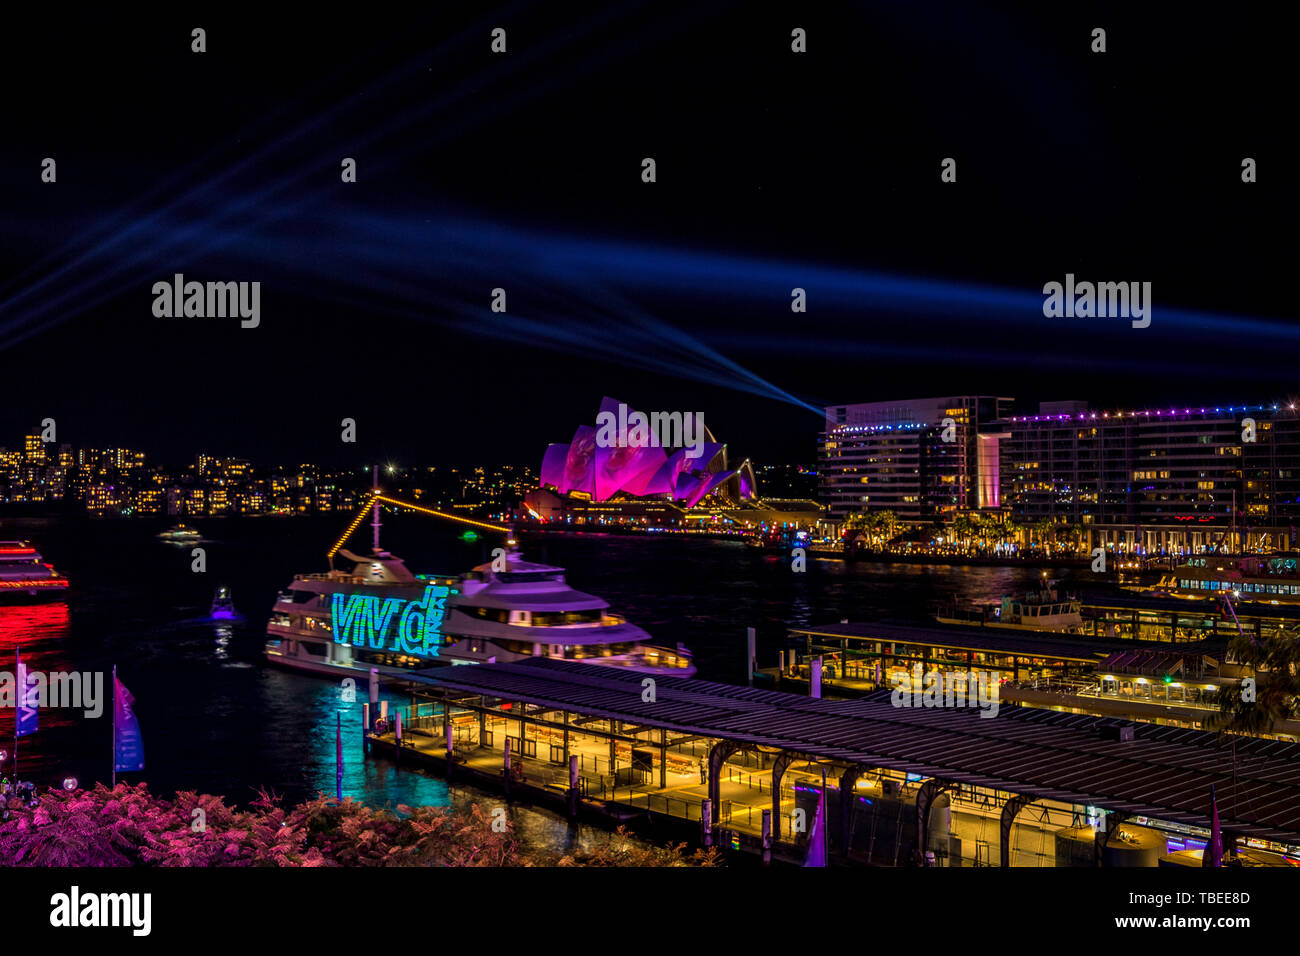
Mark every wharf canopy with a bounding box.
[537,397,756,508]
[414,657,1300,847]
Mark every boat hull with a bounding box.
[263,640,695,681]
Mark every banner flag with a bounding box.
[113,676,145,773]
[15,652,38,737]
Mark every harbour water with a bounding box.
[0,516,1059,847]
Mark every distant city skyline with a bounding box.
[0,425,540,519]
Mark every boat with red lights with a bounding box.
[0,540,70,603]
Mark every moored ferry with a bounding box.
[0,540,70,603]
[1148,553,1300,604]
[935,578,1084,633]
[264,497,695,679]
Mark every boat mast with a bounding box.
[372,465,382,553]
[1231,488,1237,555]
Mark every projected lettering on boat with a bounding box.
[331,585,453,657]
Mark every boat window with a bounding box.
[531,609,604,626]
[290,590,317,604]
[495,571,563,583]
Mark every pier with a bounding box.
[771,619,1300,738]
[368,658,1300,867]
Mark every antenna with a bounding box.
[372,465,381,553]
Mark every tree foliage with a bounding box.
[0,784,719,867]
[1211,628,1300,738]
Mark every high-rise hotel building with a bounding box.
[1000,402,1300,552]
[819,396,1012,521]
[819,396,1300,552]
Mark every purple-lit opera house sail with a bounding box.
[538,398,756,507]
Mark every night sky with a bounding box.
[1,4,1294,468]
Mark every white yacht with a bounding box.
[0,540,69,603]
[157,523,202,542]
[441,548,694,674]
[264,539,695,680]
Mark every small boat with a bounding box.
[157,524,202,542]
[210,586,238,620]
[745,526,809,553]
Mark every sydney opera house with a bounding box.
[523,398,758,524]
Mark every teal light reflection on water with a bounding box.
[300,681,451,811]
[294,682,650,858]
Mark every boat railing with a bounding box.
[564,647,693,669]
[510,615,627,629]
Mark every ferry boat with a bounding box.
[0,541,70,604]
[210,586,238,620]
[1147,553,1300,605]
[157,523,202,542]
[264,513,695,680]
[935,578,1084,633]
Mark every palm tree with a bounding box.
[1032,518,1056,553]
[1054,522,1083,553]
[950,514,976,552]
[1208,625,1300,860]
[975,514,1003,548]
[876,510,899,547]
[1211,628,1300,738]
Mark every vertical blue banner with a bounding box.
[113,677,145,773]
[15,654,38,738]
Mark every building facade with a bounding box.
[820,396,1300,553]
[818,396,1012,521]
[1000,403,1300,552]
